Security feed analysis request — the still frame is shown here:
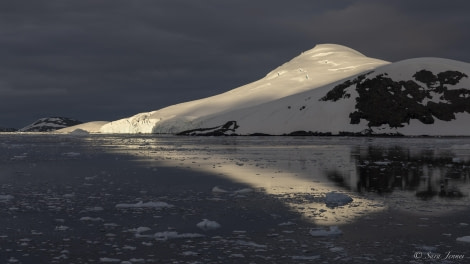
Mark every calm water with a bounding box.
[103,135,470,200]
[3,134,470,200]
[2,134,470,263]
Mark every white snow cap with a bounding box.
[64,43,470,136]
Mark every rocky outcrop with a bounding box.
[321,70,469,128]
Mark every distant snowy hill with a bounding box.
[65,44,470,136]
[0,127,17,132]
[20,117,83,132]
[58,121,109,134]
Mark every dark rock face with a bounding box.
[19,117,83,132]
[321,70,469,128]
[177,121,239,136]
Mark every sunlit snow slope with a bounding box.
[98,44,389,134]
[64,43,470,136]
[195,58,470,136]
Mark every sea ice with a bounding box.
[235,240,267,248]
[62,152,81,157]
[324,192,353,208]
[291,255,321,260]
[309,226,342,237]
[456,236,470,243]
[212,186,228,193]
[54,225,69,231]
[234,188,253,194]
[0,194,14,200]
[99,257,121,263]
[115,201,173,209]
[181,251,199,256]
[131,226,152,234]
[197,219,221,231]
[154,231,204,241]
[80,217,104,222]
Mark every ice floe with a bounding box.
[115,201,173,209]
[324,192,353,208]
[153,231,204,241]
[196,219,221,231]
[456,236,470,243]
[309,226,342,237]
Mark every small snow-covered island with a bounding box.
[60,44,470,136]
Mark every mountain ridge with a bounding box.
[19,117,83,132]
[96,44,389,134]
[58,44,470,136]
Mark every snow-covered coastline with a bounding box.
[57,44,470,136]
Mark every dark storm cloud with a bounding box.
[0,0,469,128]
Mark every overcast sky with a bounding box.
[1,0,469,128]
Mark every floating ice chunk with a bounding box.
[55,225,69,231]
[0,195,14,200]
[31,230,43,235]
[8,257,19,263]
[11,155,27,160]
[234,188,253,194]
[53,254,68,260]
[416,245,437,251]
[329,246,345,252]
[80,217,104,222]
[84,206,104,212]
[131,226,153,238]
[278,221,295,226]
[291,255,321,260]
[99,257,121,263]
[325,192,353,208]
[132,226,152,233]
[122,245,136,250]
[235,240,267,248]
[456,236,470,243]
[154,231,204,241]
[197,219,221,231]
[212,186,228,193]
[309,226,342,237]
[181,251,199,256]
[129,259,145,263]
[115,201,173,209]
[62,152,81,157]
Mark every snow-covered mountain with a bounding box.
[62,44,470,136]
[0,127,17,132]
[20,117,83,132]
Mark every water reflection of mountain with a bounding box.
[327,145,470,200]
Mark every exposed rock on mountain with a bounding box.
[19,117,83,132]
